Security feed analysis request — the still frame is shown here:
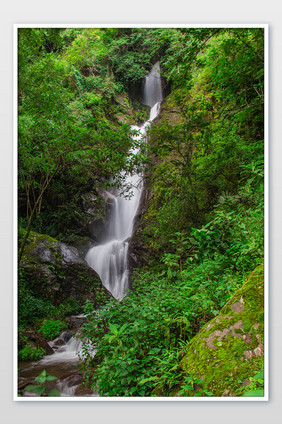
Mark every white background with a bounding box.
[1,1,281,423]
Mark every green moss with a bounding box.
[22,231,58,258]
[166,264,264,397]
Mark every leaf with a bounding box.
[242,389,264,397]
[47,388,61,397]
[45,375,57,381]
[148,348,161,354]
[183,384,193,391]
[108,323,117,334]
[138,376,159,386]
[24,385,45,396]
[35,369,47,383]
[253,371,264,381]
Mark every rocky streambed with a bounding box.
[18,232,109,397]
[18,316,97,397]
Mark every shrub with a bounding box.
[18,343,45,361]
[39,319,66,340]
[18,267,57,326]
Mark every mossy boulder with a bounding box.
[166,264,264,397]
[21,231,111,309]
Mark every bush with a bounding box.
[39,319,66,340]
[79,270,215,396]
[18,343,45,361]
[56,297,82,317]
[18,267,57,326]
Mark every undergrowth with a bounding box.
[79,166,264,396]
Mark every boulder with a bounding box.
[18,377,35,391]
[65,315,88,331]
[59,373,83,387]
[21,330,54,355]
[162,264,265,397]
[21,232,111,309]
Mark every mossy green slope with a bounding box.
[168,264,264,397]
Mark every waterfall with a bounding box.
[86,63,163,300]
[19,64,163,398]
[143,62,163,108]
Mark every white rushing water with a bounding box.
[45,331,83,363]
[143,62,163,108]
[86,62,163,300]
[19,330,86,397]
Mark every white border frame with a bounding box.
[13,23,269,402]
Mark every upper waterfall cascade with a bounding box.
[86,63,163,299]
[143,62,163,107]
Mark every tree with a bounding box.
[18,31,135,258]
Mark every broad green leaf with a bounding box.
[242,389,264,397]
[47,388,61,397]
[253,371,264,381]
[24,385,45,396]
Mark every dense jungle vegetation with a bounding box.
[18,27,265,397]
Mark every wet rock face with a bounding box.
[88,218,106,242]
[21,232,111,308]
[65,316,87,331]
[82,192,107,242]
[128,176,152,274]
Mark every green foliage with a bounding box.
[18,223,31,247]
[79,266,223,395]
[56,297,82,317]
[83,299,95,315]
[103,28,169,91]
[79,264,215,396]
[18,265,82,327]
[242,389,264,397]
[18,327,28,350]
[80,164,263,397]
[18,27,265,397]
[18,290,55,326]
[24,370,61,397]
[141,28,264,258]
[80,284,194,396]
[18,267,56,326]
[39,319,66,340]
[18,343,45,361]
[179,376,213,397]
[236,369,264,397]
[18,27,141,255]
